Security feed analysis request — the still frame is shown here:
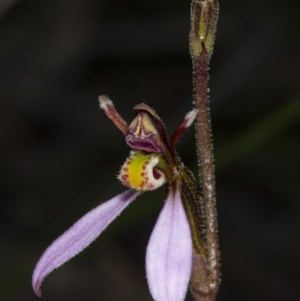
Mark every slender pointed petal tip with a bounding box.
[146,189,193,301]
[32,189,140,296]
[185,109,198,128]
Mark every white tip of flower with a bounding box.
[98,95,112,110]
[185,109,198,128]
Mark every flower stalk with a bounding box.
[189,1,220,301]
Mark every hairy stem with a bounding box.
[189,1,220,300]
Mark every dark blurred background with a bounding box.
[0,0,299,301]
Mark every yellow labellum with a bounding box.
[118,151,166,191]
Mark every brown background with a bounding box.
[0,1,299,301]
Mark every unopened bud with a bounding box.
[190,0,219,58]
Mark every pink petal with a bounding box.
[146,189,193,301]
[32,189,140,296]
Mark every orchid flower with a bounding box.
[32,96,207,301]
